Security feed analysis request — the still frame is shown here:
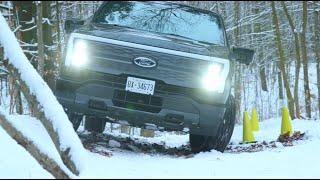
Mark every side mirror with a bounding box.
[64,19,85,34]
[230,47,254,65]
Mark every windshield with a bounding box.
[92,1,226,46]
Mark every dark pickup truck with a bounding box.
[55,1,254,153]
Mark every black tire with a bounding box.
[66,111,83,131]
[84,116,106,133]
[190,95,236,153]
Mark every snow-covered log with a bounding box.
[0,110,72,179]
[0,12,86,175]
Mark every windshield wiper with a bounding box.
[163,33,217,46]
[99,23,136,30]
[162,33,195,41]
[195,40,219,46]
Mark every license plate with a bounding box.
[125,77,155,95]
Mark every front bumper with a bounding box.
[54,71,230,136]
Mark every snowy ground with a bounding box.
[0,116,319,178]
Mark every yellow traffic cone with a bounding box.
[251,107,259,131]
[281,106,293,135]
[243,111,255,143]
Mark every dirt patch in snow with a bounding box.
[226,131,306,153]
[79,131,306,157]
[79,132,193,157]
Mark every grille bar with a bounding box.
[65,70,196,97]
[112,90,163,113]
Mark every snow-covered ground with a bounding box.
[0,126,53,179]
[0,116,319,178]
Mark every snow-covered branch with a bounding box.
[0,12,87,176]
[0,109,73,179]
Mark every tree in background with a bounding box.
[300,1,311,118]
[182,1,320,120]
[271,1,295,118]
[312,2,320,119]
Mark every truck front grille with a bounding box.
[112,89,163,113]
[62,70,197,97]
[61,70,209,106]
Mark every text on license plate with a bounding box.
[125,77,155,95]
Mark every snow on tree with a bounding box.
[0,109,74,178]
[0,12,87,176]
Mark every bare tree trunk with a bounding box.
[14,81,23,114]
[36,1,45,77]
[12,1,37,66]
[281,1,301,119]
[56,1,62,63]
[0,113,71,179]
[8,74,22,115]
[300,1,311,118]
[271,1,295,118]
[260,67,268,91]
[11,13,24,115]
[12,1,36,115]
[252,3,265,120]
[278,71,284,101]
[313,2,320,118]
[42,1,56,90]
[233,1,242,123]
[8,75,14,114]
[16,90,23,114]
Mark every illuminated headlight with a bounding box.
[65,37,88,67]
[201,63,226,92]
[71,40,88,67]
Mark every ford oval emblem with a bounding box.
[133,57,157,68]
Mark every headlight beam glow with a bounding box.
[202,63,225,92]
[71,40,88,67]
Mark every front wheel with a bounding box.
[84,116,106,133]
[190,95,236,153]
[66,111,83,131]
